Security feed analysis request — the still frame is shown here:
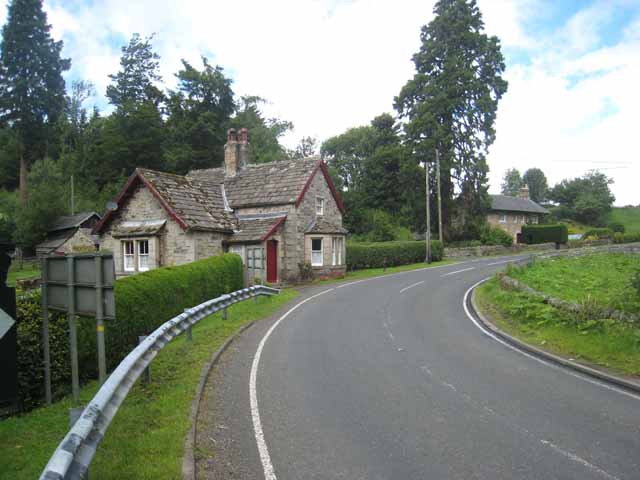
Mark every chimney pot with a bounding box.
[519,185,530,200]
[239,128,249,143]
[227,128,237,142]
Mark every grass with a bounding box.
[6,262,40,287]
[609,206,640,234]
[506,253,640,315]
[476,275,640,378]
[0,289,298,480]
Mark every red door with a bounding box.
[266,240,278,283]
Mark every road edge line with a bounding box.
[250,288,336,480]
[464,278,640,400]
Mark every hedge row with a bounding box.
[613,232,640,244]
[346,240,443,270]
[14,253,243,411]
[521,224,568,244]
[582,227,614,240]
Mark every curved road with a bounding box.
[197,256,640,480]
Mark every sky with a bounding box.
[1,0,638,205]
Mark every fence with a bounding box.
[39,284,279,480]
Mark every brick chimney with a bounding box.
[224,128,239,177]
[519,185,530,200]
[224,128,250,177]
[238,128,250,170]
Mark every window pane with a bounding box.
[312,251,323,266]
[312,238,322,251]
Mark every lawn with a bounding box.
[506,253,640,315]
[6,261,40,287]
[0,289,298,480]
[609,206,640,234]
[476,253,640,377]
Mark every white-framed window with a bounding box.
[499,214,507,224]
[532,215,539,224]
[332,237,343,266]
[316,197,324,216]
[519,215,526,224]
[311,238,323,266]
[123,240,135,272]
[138,239,150,271]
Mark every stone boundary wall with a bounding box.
[497,243,640,325]
[444,242,557,259]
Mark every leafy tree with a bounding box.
[164,57,235,173]
[106,33,163,109]
[500,168,522,196]
[522,167,548,203]
[395,0,508,239]
[291,136,318,159]
[321,125,372,192]
[14,158,68,247]
[0,127,20,190]
[230,96,292,164]
[0,188,17,241]
[549,171,615,226]
[0,0,71,202]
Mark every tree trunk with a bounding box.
[19,152,28,204]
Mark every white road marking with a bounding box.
[399,280,425,293]
[442,267,475,277]
[462,279,640,402]
[250,288,335,480]
[540,440,621,480]
[382,320,396,342]
[486,259,515,266]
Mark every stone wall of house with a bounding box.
[488,212,540,242]
[99,184,196,275]
[193,231,224,261]
[298,171,346,279]
[63,228,97,253]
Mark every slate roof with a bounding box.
[490,195,549,214]
[36,231,75,251]
[112,219,167,237]
[305,218,348,235]
[228,213,287,243]
[48,212,100,233]
[188,157,324,209]
[137,169,236,232]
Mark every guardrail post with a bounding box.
[222,307,227,321]
[184,309,193,342]
[138,336,150,384]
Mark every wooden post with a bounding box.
[41,257,52,405]
[67,256,80,403]
[95,256,106,385]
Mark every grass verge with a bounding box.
[476,278,640,377]
[610,206,640,234]
[0,289,298,480]
[7,265,40,287]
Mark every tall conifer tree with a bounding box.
[395,0,507,239]
[0,0,70,202]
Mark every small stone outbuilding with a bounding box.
[488,187,549,242]
[36,212,100,256]
[94,129,348,283]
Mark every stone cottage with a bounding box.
[488,186,549,242]
[36,212,101,256]
[93,128,347,283]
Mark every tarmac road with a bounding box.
[196,256,640,480]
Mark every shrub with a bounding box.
[346,240,443,270]
[480,225,513,247]
[14,253,243,411]
[582,227,613,240]
[608,222,625,234]
[521,224,568,244]
[613,232,640,244]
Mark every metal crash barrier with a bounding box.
[40,285,279,480]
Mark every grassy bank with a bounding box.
[476,255,640,377]
[0,289,297,480]
[610,206,640,234]
[6,262,40,287]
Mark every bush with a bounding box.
[613,232,640,244]
[14,253,243,411]
[582,227,613,240]
[608,222,625,234]
[346,240,443,270]
[521,224,568,244]
[480,225,513,247]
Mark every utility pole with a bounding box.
[425,159,431,264]
[436,149,443,243]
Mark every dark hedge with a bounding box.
[521,224,568,245]
[14,253,243,411]
[346,240,443,270]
